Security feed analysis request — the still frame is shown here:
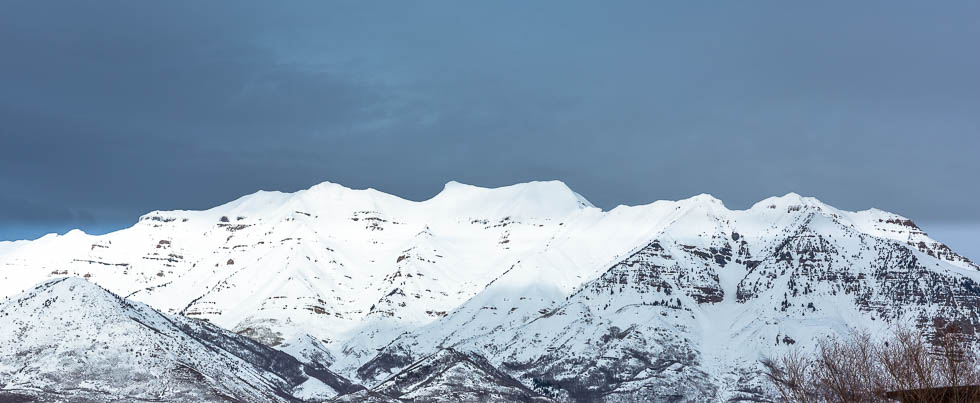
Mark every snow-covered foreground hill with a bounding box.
[1,180,978,401]
[0,277,362,402]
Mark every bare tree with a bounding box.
[762,325,980,402]
[813,330,886,402]
[762,348,817,403]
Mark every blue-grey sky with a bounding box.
[1,1,978,259]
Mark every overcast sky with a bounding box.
[1,1,977,259]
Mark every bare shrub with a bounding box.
[762,325,980,402]
[762,348,816,403]
[814,330,886,402]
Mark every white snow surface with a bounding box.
[0,277,345,402]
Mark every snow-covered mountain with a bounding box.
[1,180,977,401]
[0,277,362,402]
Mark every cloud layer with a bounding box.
[2,1,978,245]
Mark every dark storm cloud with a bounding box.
[2,1,979,252]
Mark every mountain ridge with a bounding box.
[1,180,977,401]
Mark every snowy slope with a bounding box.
[0,181,617,368]
[360,192,980,401]
[369,348,551,402]
[0,277,362,402]
[1,180,977,401]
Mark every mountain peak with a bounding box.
[749,192,828,211]
[17,276,108,301]
[3,276,142,324]
[683,193,725,206]
[436,180,583,198]
[441,180,474,190]
[371,348,549,402]
[429,180,595,217]
[41,275,97,291]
